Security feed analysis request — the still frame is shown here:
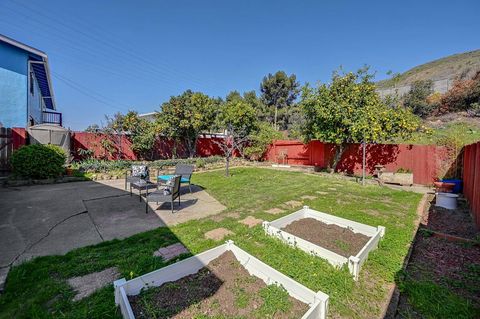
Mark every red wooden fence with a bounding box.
[265,140,452,185]
[463,142,480,229]
[70,132,225,161]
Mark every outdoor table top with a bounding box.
[130,180,157,190]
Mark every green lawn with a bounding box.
[0,167,462,318]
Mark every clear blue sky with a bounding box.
[1,0,479,130]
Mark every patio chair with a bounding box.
[157,164,194,193]
[145,175,181,214]
[125,165,150,190]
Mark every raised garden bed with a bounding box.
[114,241,329,319]
[263,206,385,280]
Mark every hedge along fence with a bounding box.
[463,141,480,229]
[265,140,453,185]
[71,132,226,161]
[72,156,225,173]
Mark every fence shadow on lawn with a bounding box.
[0,177,226,319]
[90,180,228,318]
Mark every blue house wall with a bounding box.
[0,41,29,127]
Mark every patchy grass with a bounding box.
[257,285,292,317]
[398,279,478,319]
[0,167,443,318]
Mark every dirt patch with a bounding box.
[265,208,285,215]
[300,195,317,200]
[282,200,303,208]
[316,191,329,195]
[239,216,263,228]
[128,251,309,318]
[204,228,234,241]
[421,201,479,239]
[282,218,371,257]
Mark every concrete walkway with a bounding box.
[0,179,225,288]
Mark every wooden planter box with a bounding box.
[263,206,385,281]
[378,172,413,186]
[114,241,329,319]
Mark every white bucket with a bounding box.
[435,192,459,210]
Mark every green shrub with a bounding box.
[72,156,225,173]
[403,80,435,118]
[467,102,480,117]
[11,144,66,179]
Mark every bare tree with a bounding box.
[212,124,249,177]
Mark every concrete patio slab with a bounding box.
[149,184,226,226]
[85,195,165,241]
[0,179,225,287]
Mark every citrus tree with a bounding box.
[122,111,159,160]
[157,90,220,157]
[300,67,420,171]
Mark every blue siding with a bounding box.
[0,41,28,75]
[0,41,29,127]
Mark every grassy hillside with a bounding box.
[395,113,480,146]
[377,49,480,89]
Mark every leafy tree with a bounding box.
[260,71,300,130]
[157,90,219,157]
[212,124,249,177]
[122,111,158,160]
[440,71,480,113]
[403,80,434,118]
[244,122,283,160]
[217,97,258,135]
[84,124,100,133]
[301,67,420,171]
[214,95,259,176]
[95,112,126,159]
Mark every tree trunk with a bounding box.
[192,136,198,158]
[225,156,230,177]
[331,143,346,174]
[185,137,196,158]
[172,139,177,159]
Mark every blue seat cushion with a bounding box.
[158,175,190,183]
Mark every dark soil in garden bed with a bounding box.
[421,199,479,239]
[128,251,308,318]
[282,218,371,257]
